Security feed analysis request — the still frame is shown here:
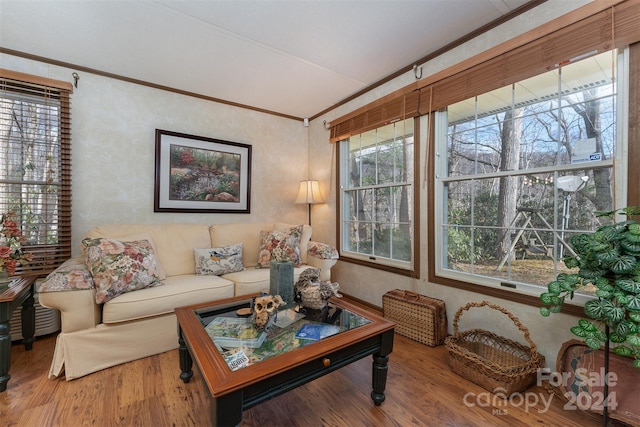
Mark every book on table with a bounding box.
[295,323,340,341]
[205,317,267,348]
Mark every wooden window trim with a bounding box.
[336,119,421,279]
[427,43,639,318]
[0,69,72,276]
[0,69,73,92]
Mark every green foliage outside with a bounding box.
[447,192,499,263]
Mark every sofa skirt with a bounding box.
[49,313,178,380]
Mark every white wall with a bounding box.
[308,0,593,368]
[0,53,312,255]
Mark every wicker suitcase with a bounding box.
[382,289,447,346]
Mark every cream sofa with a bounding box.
[38,222,338,380]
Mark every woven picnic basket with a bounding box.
[382,289,447,347]
[444,301,545,396]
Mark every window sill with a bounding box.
[339,256,418,278]
[427,272,584,317]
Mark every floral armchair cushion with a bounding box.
[39,255,95,292]
[194,242,244,275]
[83,237,163,304]
[307,241,339,260]
[256,225,303,268]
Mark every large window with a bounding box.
[434,49,625,297]
[0,71,72,275]
[339,118,417,274]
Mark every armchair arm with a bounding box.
[307,241,339,260]
[306,241,339,281]
[39,256,94,292]
[38,256,101,332]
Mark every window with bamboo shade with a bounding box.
[330,0,640,137]
[0,69,72,276]
[434,48,620,300]
[329,0,640,311]
[423,0,640,310]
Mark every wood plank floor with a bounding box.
[0,317,614,426]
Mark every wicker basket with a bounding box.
[444,301,545,396]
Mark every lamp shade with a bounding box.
[295,180,324,204]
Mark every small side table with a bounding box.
[0,276,36,392]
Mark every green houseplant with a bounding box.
[540,206,640,368]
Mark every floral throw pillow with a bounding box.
[256,225,303,268]
[307,241,339,260]
[82,237,163,304]
[194,243,244,275]
[39,256,95,292]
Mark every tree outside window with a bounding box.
[436,49,620,293]
[340,118,415,272]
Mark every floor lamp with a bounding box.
[295,180,324,226]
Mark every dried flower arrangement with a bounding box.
[0,211,32,276]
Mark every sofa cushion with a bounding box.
[209,223,273,269]
[194,242,244,275]
[83,238,164,304]
[86,223,211,277]
[102,274,235,324]
[256,225,304,268]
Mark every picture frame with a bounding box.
[154,129,251,213]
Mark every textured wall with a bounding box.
[1,54,310,255]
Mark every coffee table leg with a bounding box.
[178,334,193,383]
[371,353,389,405]
[21,289,35,351]
[212,389,243,427]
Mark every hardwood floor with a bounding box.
[1,319,612,426]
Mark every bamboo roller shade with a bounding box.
[330,0,640,143]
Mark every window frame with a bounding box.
[337,118,420,278]
[434,47,622,296]
[427,44,639,316]
[0,69,72,276]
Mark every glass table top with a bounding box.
[195,302,371,371]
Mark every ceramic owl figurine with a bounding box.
[251,294,284,331]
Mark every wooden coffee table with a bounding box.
[175,294,395,427]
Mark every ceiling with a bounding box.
[0,0,533,120]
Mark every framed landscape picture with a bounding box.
[154,129,251,213]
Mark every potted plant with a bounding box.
[540,206,640,366]
[540,206,640,425]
